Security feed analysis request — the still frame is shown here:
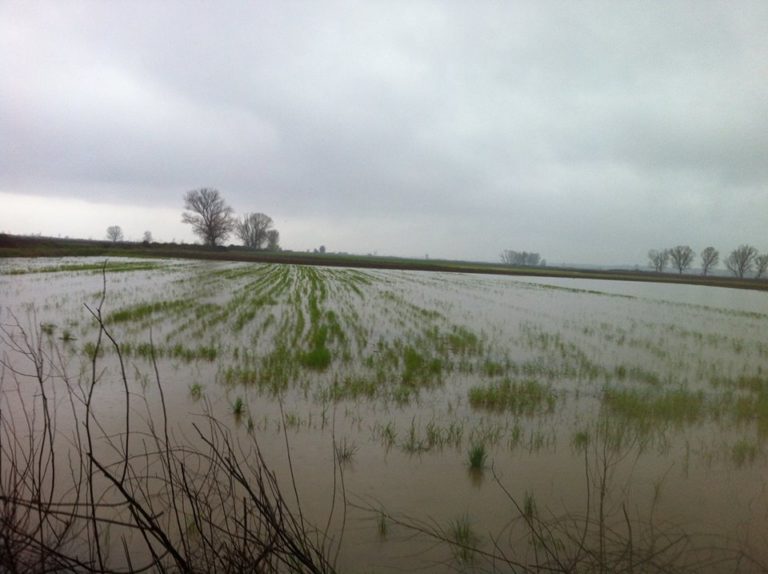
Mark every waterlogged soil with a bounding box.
[1,257,768,571]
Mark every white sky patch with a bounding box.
[0,192,192,243]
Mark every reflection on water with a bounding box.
[1,258,767,571]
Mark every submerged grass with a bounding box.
[602,386,706,425]
[7,261,163,275]
[231,396,245,417]
[402,346,443,385]
[107,299,193,323]
[335,438,358,465]
[448,515,480,565]
[300,345,332,370]
[732,439,759,467]
[468,378,556,415]
[119,342,217,362]
[321,376,378,401]
[468,443,487,470]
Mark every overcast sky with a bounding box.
[1,1,766,264]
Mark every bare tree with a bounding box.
[142,230,153,244]
[267,229,280,251]
[648,249,670,272]
[755,254,768,279]
[236,212,274,249]
[725,245,758,278]
[500,250,542,266]
[106,225,123,242]
[181,188,234,246]
[668,245,695,274]
[700,246,719,276]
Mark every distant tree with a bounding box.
[500,250,542,266]
[266,229,280,251]
[106,225,123,243]
[668,245,695,274]
[235,212,273,249]
[755,254,768,279]
[725,245,758,278]
[648,249,670,272]
[142,230,153,244]
[181,188,234,247]
[700,246,719,276]
[318,245,326,254]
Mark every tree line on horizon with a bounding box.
[105,188,280,251]
[648,244,768,279]
[500,249,546,267]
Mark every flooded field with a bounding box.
[1,257,767,572]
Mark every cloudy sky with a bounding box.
[1,1,766,265]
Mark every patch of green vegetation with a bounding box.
[614,364,662,386]
[402,346,443,385]
[120,342,217,362]
[523,491,537,520]
[448,515,480,565]
[709,375,768,433]
[373,421,398,450]
[40,322,56,336]
[169,344,217,362]
[468,378,556,415]
[711,374,768,394]
[571,430,590,451]
[222,366,259,386]
[82,341,103,360]
[335,438,358,465]
[446,326,483,355]
[107,299,193,324]
[426,420,464,449]
[189,383,203,399]
[397,419,467,453]
[321,376,378,401]
[259,344,297,392]
[401,419,429,454]
[8,261,162,275]
[231,396,245,417]
[731,439,759,468]
[602,387,705,425]
[468,443,487,470]
[300,345,332,370]
[482,360,507,377]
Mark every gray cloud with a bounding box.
[2,1,767,262]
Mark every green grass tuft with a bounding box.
[468,443,487,470]
[602,386,705,425]
[731,439,759,468]
[40,323,56,336]
[468,378,556,415]
[448,515,480,564]
[335,438,358,464]
[231,396,245,417]
[300,346,332,370]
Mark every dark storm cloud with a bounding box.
[1,1,767,261]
